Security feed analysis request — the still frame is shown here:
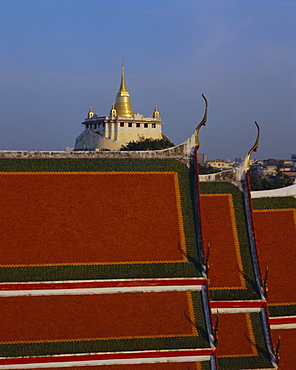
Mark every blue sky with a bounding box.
[0,0,295,160]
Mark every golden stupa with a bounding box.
[114,65,134,118]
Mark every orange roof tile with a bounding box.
[271,328,296,370]
[253,209,296,305]
[0,172,186,266]
[0,291,198,343]
[211,311,274,368]
[211,313,257,357]
[200,194,245,289]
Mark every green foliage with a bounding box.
[198,163,220,174]
[250,168,294,191]
[273,164,294,188]
[120,136,174,151]
[249,173,272,191]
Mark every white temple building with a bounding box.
[74,65,165,151]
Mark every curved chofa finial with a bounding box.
[246,121,260,170]
[195,94,208,149]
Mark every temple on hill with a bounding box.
[74,65,165,151]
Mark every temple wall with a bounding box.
[251,184,296,198]
[1,132,196,166]
[199,157,248,191]
[117,126,162,143]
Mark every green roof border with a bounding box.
[252,196,296,210]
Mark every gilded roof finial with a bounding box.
[119,63,127,92]
[274,333,281,363]
[153,105,160,118]
[195,94,208,149]
[115,63,134,117]
[246,121,260,170]
[110,102,117,118]
[88,106,94,119]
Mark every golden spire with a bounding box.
[153,105,160,118]
[87,106,94,119]
[114,64,134,118]
[119,64,127,92]
[110,102,117,118]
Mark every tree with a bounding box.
[120,136,174,151]
[273,163,294,188]
[249,167,293,191]
[249,172,263,191]
[198,163,220,174]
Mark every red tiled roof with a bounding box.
[0,172,186,266]
[27,363,203,370]
[271,328,296,369]
[253,209,296,305]
[200,194,245,289]
[1,157,286,369]
[211,313,257,357]
[0,291,198,343]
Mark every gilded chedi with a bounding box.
[74,65,164,151]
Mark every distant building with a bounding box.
[260,165,278,178]
[74,65,165,151]
[234,157,244,164]
[197,153,206,165]
[206,159,233,170]
[250,157,296,183]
